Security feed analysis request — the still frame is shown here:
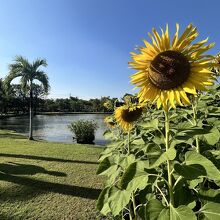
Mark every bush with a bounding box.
[68,119,98,144]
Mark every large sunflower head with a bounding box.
[129,23,218,109]
[114,104,143,132]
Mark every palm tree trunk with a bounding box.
[29,82,34,140]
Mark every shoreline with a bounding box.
[0,111,112,119]
[37,111,112,115]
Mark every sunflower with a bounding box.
[103,100,114,111]
[213,53,220,75]
[129,23,218,109]
[104,116,116,128]
[114,104,143,132]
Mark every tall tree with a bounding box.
[4,56,50,140]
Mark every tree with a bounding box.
[32,84,47,114]
[4,56,50,140]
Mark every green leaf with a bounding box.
[180,127,211,136]
[120,161,148,191]
[98,147,115,161]
[204,128,220,146]
[185,151,220,181]
[197,101,207,109]
[119,154,136,169]
[199,202,220,220]
[106,168,121,185]
[208,150,220,156]
[139,185,154,204]
[208,107,220,116]
[198,189,220,203]
[96,187,111,215]
[173,180,195,207]
[174,163,207,180]
[188,178,203,189]
[175,121,193,131]
[140,119,159,130]
[145,199,164,220]
[157,208,170,220]
[146,144,163,165]
[97,158,111,175]
[149,147,176,168]
[108,186,131,217]
[152,136,165,145]
[103,130,113,139]
[97,157,119,177]
[132,137,145,145]
[158,205,197,220]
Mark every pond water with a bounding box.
[0,114,110,145]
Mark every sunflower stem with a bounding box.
[132,193,137,220]
[127,131,131,154]
[192,97,200,153]
[164,109,174,206]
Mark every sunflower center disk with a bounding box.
[121,108,142,123]
[149,50,190,90]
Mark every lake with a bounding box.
[0,114,110,145]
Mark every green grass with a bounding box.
[0,130,105,219]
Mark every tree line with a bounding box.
[0,86,116,114]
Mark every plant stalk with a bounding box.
[192,98,200,153]
[132,193,137,220]
[164,109,174,206]
[127,131,131,154]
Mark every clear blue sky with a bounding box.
[0,0,219,99]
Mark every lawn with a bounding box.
[0,130,105,220]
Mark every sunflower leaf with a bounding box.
[108,186,131,217]
[157,205,197,220]
[149,147,176,168]
[199,202,220,220]
[185,151,220,181]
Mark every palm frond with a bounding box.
[4,72,23,92]
[5,55,49,94]
[20,75,30,93]
[32,58,47,70]
[34,71,50,94]
[13,55,30,68]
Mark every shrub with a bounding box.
[68,119,98,144]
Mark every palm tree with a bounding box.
[4,56,50,140]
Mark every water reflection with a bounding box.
[0,114,109,145]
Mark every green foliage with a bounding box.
[0,94,116,114]
[69,119,98,144]
[97,85,220,219]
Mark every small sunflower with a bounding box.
[115,104,143,132]
[104,116,116,128]
[213,53,220,75]
[103,100,114,111]
[129,23,218,109]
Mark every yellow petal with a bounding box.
[156,97,162,109]
[182,81,197,94]
[174,89,183,106]
[179,90,191,105]
[148,32,161,52]
[168,90,176,108]
[152,28,163,50]
[172,23,179,48]
[187,37,209,53]
[174,23,193,48]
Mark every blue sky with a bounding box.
[0,0,220,99]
